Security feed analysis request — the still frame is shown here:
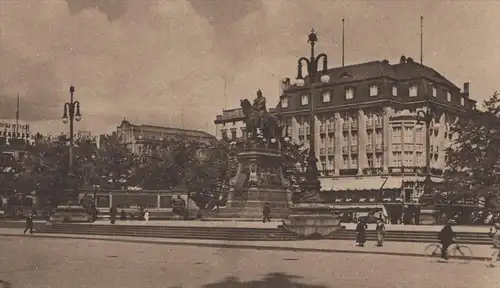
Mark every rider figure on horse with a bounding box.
[253,89,267,135]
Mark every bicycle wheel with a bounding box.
[489,250,500,267]
[451,245,473,264]
[424,243,442,257]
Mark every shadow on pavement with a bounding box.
[201,272,329,288]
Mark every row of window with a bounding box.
[0,123,30,129]
[280,84,466,108]
[0,131,30,138]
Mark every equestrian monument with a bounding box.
[223,90,292,219]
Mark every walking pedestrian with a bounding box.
[144,211,150,221]
[23,213,34,234]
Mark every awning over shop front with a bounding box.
[403,176,444,183]
[320,176,403,192]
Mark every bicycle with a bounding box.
[424,242,473,264]
[489,248,500,267]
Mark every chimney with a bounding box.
[382,59,389,64]
[463,82,469,94]
[407,57,414,63]
[400,55,406,63]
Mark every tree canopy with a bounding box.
[444,91,500,206]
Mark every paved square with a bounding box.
[1,237,498,288]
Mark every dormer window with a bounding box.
[446,91,451,102]
[345,88,354,100]
[432,86,437,97]
[409,85,418,97]
[392,86,398,97]
[322,91,331,103]
[280,97,289,108]
[460,97,465,106]
[369,85,379,97]
[340,72,353,79]
[301,94,309,106]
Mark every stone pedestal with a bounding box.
[284,203,341,237]
[419,209,438,225]
[218,148,291,219]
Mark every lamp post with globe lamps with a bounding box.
[295,29,330,185]
[61,85,82,175]
[416,107,434,209]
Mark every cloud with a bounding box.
[0,0,499,136]
[65,0,129,22]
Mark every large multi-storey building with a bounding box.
[0,120,33,161]
[116,119,215,155]
[0,121,32,145]
[214,56,476,221]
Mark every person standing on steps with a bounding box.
[23,213,34,234]
[356,218,368,247]
[262,203,271,223]
[109,205,117,224]
[376,215,386,247]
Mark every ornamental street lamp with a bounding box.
[295,29,330,184]
[416,107,433,207]
[61,85,82,174]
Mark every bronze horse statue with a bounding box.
[240,99,281,141]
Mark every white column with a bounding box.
[334,113,342,174]
[357,110,367,174]
[383,107,394,174]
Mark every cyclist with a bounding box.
[438,220,457,260]
[489,222,500,255]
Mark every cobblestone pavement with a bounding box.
[0,228,496,259]
[1,237,498,288]
[1,219,494,233]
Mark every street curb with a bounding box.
[0,233,491,262]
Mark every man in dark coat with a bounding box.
[23,213,34,234]
[438,221,457,260]
[262,203,271,223]
[109,205,117,224]
[356,218,368,247]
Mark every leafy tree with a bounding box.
[281,139,310,203]
[186,138,237,209]
[89,134,138,189]
[444,91,500,208]
[20,134,70,206]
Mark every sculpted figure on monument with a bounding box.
[240,89,281,143]
[253,89,267,133]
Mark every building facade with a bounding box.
[214,56,476,219]
[0,121,32,145]
[116,119,215,155]
[0,120,33,161]
[214,108,246,141]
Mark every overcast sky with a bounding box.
[1,0,499,135]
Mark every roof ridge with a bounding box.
[133,124,212,136]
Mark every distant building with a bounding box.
[214,108,246,140]
[0,120,33,161]
[77,130,92,139]
[116,119,215,155]
[0,121,32,145]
